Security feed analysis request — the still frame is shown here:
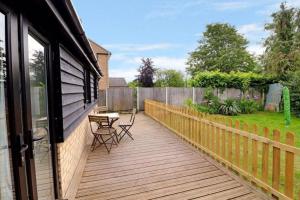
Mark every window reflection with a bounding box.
[0,12,14,200]
[28,35,54,199]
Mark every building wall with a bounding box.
[56,110,94,199]
[89,41,110,90]
[98,53,109,90]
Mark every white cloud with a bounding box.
[104,43,178,52]
[109,68,138,82]
[258,0,300,16]
[109,55,188,81]
[238,23,263,35]
[152,57,187,71]
[145,0,205,19]
[238,23,269,46]
[247,44,265,56]
[126,56,187,71]
[213,1,250,11]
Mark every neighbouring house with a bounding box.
[89,39,111,90]
[109,77,128,87]
[0,0,103,200]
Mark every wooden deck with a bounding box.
[75,113,269,200]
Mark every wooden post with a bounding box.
[216,126,220,156]
[285,132,295,199]
[228,119,233,163]
[222,128,226,159]
[105,88,108,107]
[243,123,249,172]
[262,127,269,184]
[272,129,281,195]
[252,124,258,177]
[235,121,240,167]
[136,87,139,111]
[192,87,195,104]
[166,87,168,105]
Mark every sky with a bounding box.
[72,0,300,82]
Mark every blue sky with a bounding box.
[72,0,300,81]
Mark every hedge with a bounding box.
[190,71,276,91]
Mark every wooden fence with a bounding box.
[145,100,300,200]
[138,87,262,110]
[98,87,134,111]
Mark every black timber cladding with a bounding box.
[60,47,86,132]
[90,73,95,100]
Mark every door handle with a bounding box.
[20,144,28,153]
[19,144,28,167]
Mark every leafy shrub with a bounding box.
[282,70,300,117]
[184,98,194,108]
[184,97,218,114]
[219,99,240,116]
[237,99,260,114]
[203,87,221,114]
[194,104,211,113]
[190,71,276,91]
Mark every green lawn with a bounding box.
[225,111,300,198]
[227,111,300,147]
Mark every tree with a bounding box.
[137,58,156,87]
[0,40,6,81]
[187,23,257,76]
[30,50,46,86]
[155,69,185,87]
[283,87,291,125]
[128,79,139,88]
[262,3,300,80]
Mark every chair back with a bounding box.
[130,108,136,125]
[94,106,108,114]
[88,115,110,131]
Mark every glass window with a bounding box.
[84,69,91,104]
[28,34,54,199]
[0,12,14,200]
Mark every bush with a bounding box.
[190,71,276,91]
[203,87,221,114]
[184,98,194,108]
[282,70,300,117]
[237,99,260,114]
[219,99,240,116]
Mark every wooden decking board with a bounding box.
[77,170,225,199]
[84,152,204,172]
[151,181,241,200]
[81,158,207,181]
[195,186,252,200]
[85,149,196,167]
[78,162,213,188]
[83,155,207,176]
[77,166,219,196]
[75,114,269,200]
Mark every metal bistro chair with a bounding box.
[88,115,118,153]
[118,108,136,142]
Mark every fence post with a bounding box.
[137,87,139,111]
[192,87,195,104]
[105,89,108,107]
[166,87,168,105]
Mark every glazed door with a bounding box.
[0,4,31,200]
[0,11,15,200]
[21,27,56,200]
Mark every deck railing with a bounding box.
[145,100,300,200]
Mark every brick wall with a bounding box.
[89,40,110,90]
[56,112,94,199]
[98,53,109,90]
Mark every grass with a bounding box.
[225,111,300,198]
[227,111,300,147]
